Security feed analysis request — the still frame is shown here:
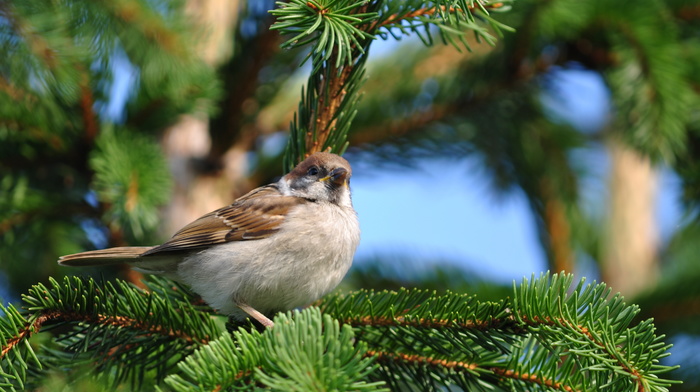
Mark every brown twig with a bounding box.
[373,3,505,31]
[85,312,210,344]
[344,314,526,334]
[1,309,209,361]
[366,349,579,392]
[306,51,355,156]
[367,349,478,371]
[350,104,454,145]
[1,312,59,358]
[343,311,648,391]
[490,367,576,392]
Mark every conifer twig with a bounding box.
[366,349,478,371]
[344,314,526,333]
[367,349,579,392]
[306,51,355,155]
[520,314,648,392]
[489,367,576,392]
[1,312,58,358]
[1,308,209,361]
[375,3,506,30]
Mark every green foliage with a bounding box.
[376,0,515,49]
[271,0,516,169]
[0,303,40,391]
[599,0,692,162]
[272,0,377,169]
[1,273,679,391]
[165,308,384,391]
[90,127,173,240]
[0,0,220,294]
[2,0,697,390]
[513,273,678,391]
[271,0,377,67]
[0,276,222,390]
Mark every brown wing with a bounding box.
[141,184,307,256]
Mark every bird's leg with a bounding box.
[237,303,275,328]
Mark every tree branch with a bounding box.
[490,367,576,392]
[343,314,526,334]
[375,3,507,30]
[520,315,647,392]
[367,349,579,392]
[1,308,210,362]
[306,51,355,155]
[1,312,59,358]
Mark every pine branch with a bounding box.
[272,1,377,169]
[319,273,678,391]
[491,367,576,392]
[90,127,173,240]
[369,349,578,392]
[1,276,222,389]
[104,1,186,57]
[0,310,50,360]
[305,50,357,153]
[272,0,517,168]
[370,0,514,51]
[0,303,43,390]
[375,2,508,29]
[164,308,385,392]
[513,273,679,391]
[2,272,678,391]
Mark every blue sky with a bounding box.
[350,156,545,282]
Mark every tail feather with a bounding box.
[58,246,155,266]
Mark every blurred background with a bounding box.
[2,0,700,389]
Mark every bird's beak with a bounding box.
[321,167,349,187]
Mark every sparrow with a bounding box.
[58,152,360,328]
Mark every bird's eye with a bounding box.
[307,166,319,176]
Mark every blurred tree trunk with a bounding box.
[602,138,659,297]
[160,0,249,235]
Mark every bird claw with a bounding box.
[238,303,275,328]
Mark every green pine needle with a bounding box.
[90,127,173,240]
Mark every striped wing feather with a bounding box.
[141,184,306,256]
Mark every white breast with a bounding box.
[176,201,360,320]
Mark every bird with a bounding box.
[58,152,360,328]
